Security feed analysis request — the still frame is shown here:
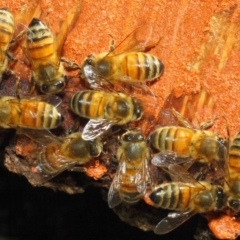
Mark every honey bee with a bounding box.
[225,132,240,212]
[149,126,227,166]
[20,129,103,185]
[23,1,80,94]
[0,8,14,81]
[149,164,224,234]
[70,90,144,140]
[0,95,62,129]
[108,130,151,208]
[80,25,164,91]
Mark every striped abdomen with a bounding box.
[229,133,240,174]
[118,163,145,203]
[70,90,108,119]
[0,8,14,67]
[149,126,194,155]
[119,52,164,81]
[27,18,57,66]
[9,99,62,129]
[149,182,195,210]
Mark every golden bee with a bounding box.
[80,25,164,90]
[149,126,227,165]
[224,132,240,212]
[23,2,80,94]
[69,90,144,140]
[0,95,62,129]
[20,129,103,184]
[0,8,15,81]
[148,164,224,234]
[108,130,151,208]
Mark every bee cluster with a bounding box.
[1,1,240,238]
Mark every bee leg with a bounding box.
[15,76,21,99]
[67,120,81,135]
[30,77,36,95]
[69,166,86,172]
[171,108,194,129]
[60,57,80,70]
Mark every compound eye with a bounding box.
[41,84,49,93]
[229,199,240,211]
[86,59,93,65]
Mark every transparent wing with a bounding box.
[154,211,196,235]
[82,119,114,140]
[17,128,62,145]
[108,25,156,56]
[168,164,199,185]
[108,155,126,208]
[151,151,193,168]
[159,88,215,128]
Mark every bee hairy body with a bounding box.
[149,126,225,163]
[26,18,65,94]
[70,90,143,124]
[149,182,224,213]
[0,97,62,129]
[86,51,164,82]
[0,8,14,80]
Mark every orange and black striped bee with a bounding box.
[149,164,224,234]
[70,90,144,140]
[20,129,102,185]
[0,95,62,129]
[0,8,14,81]
[108,130,151,208]
[80,25,164,91]
[23,1,80,94]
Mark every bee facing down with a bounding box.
[108,130,151,208]
[81,25,164,90]
[70,90,144,140]
[0,95,63,129]
[0,8,14,81]
[23,1,80,94]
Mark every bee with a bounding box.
[20,129,103,185]
[0,95,62,129]
[23,2,80,94]
[0,8,15,81]
[108,130,151,208]
[69,90,144,140]
[80,25,164,91]
[225,132,240,212]
[149,126,227,166]
[148,164,224,234]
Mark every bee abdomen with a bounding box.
[119,185,143,203]
[70,90,105,118]
[149,183,192,210]
[20,101,62,129]
[121,53,164,81]
[0,8,14,62]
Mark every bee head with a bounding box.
[40,77,66,94]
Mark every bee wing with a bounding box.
[17,128,62,145]
[168,164,200,185]
[82,119,114,141]
[56,0,81,55]
[151,151,193,168]
[108,25,156,56]
[135,157,149,194]
[108,156,126,208]
[108,177,122,208]
[154,211,196,235]
[30,155,78,185]
[21,95,62,107]
[159,88,215,128]
[82,64,115,91]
